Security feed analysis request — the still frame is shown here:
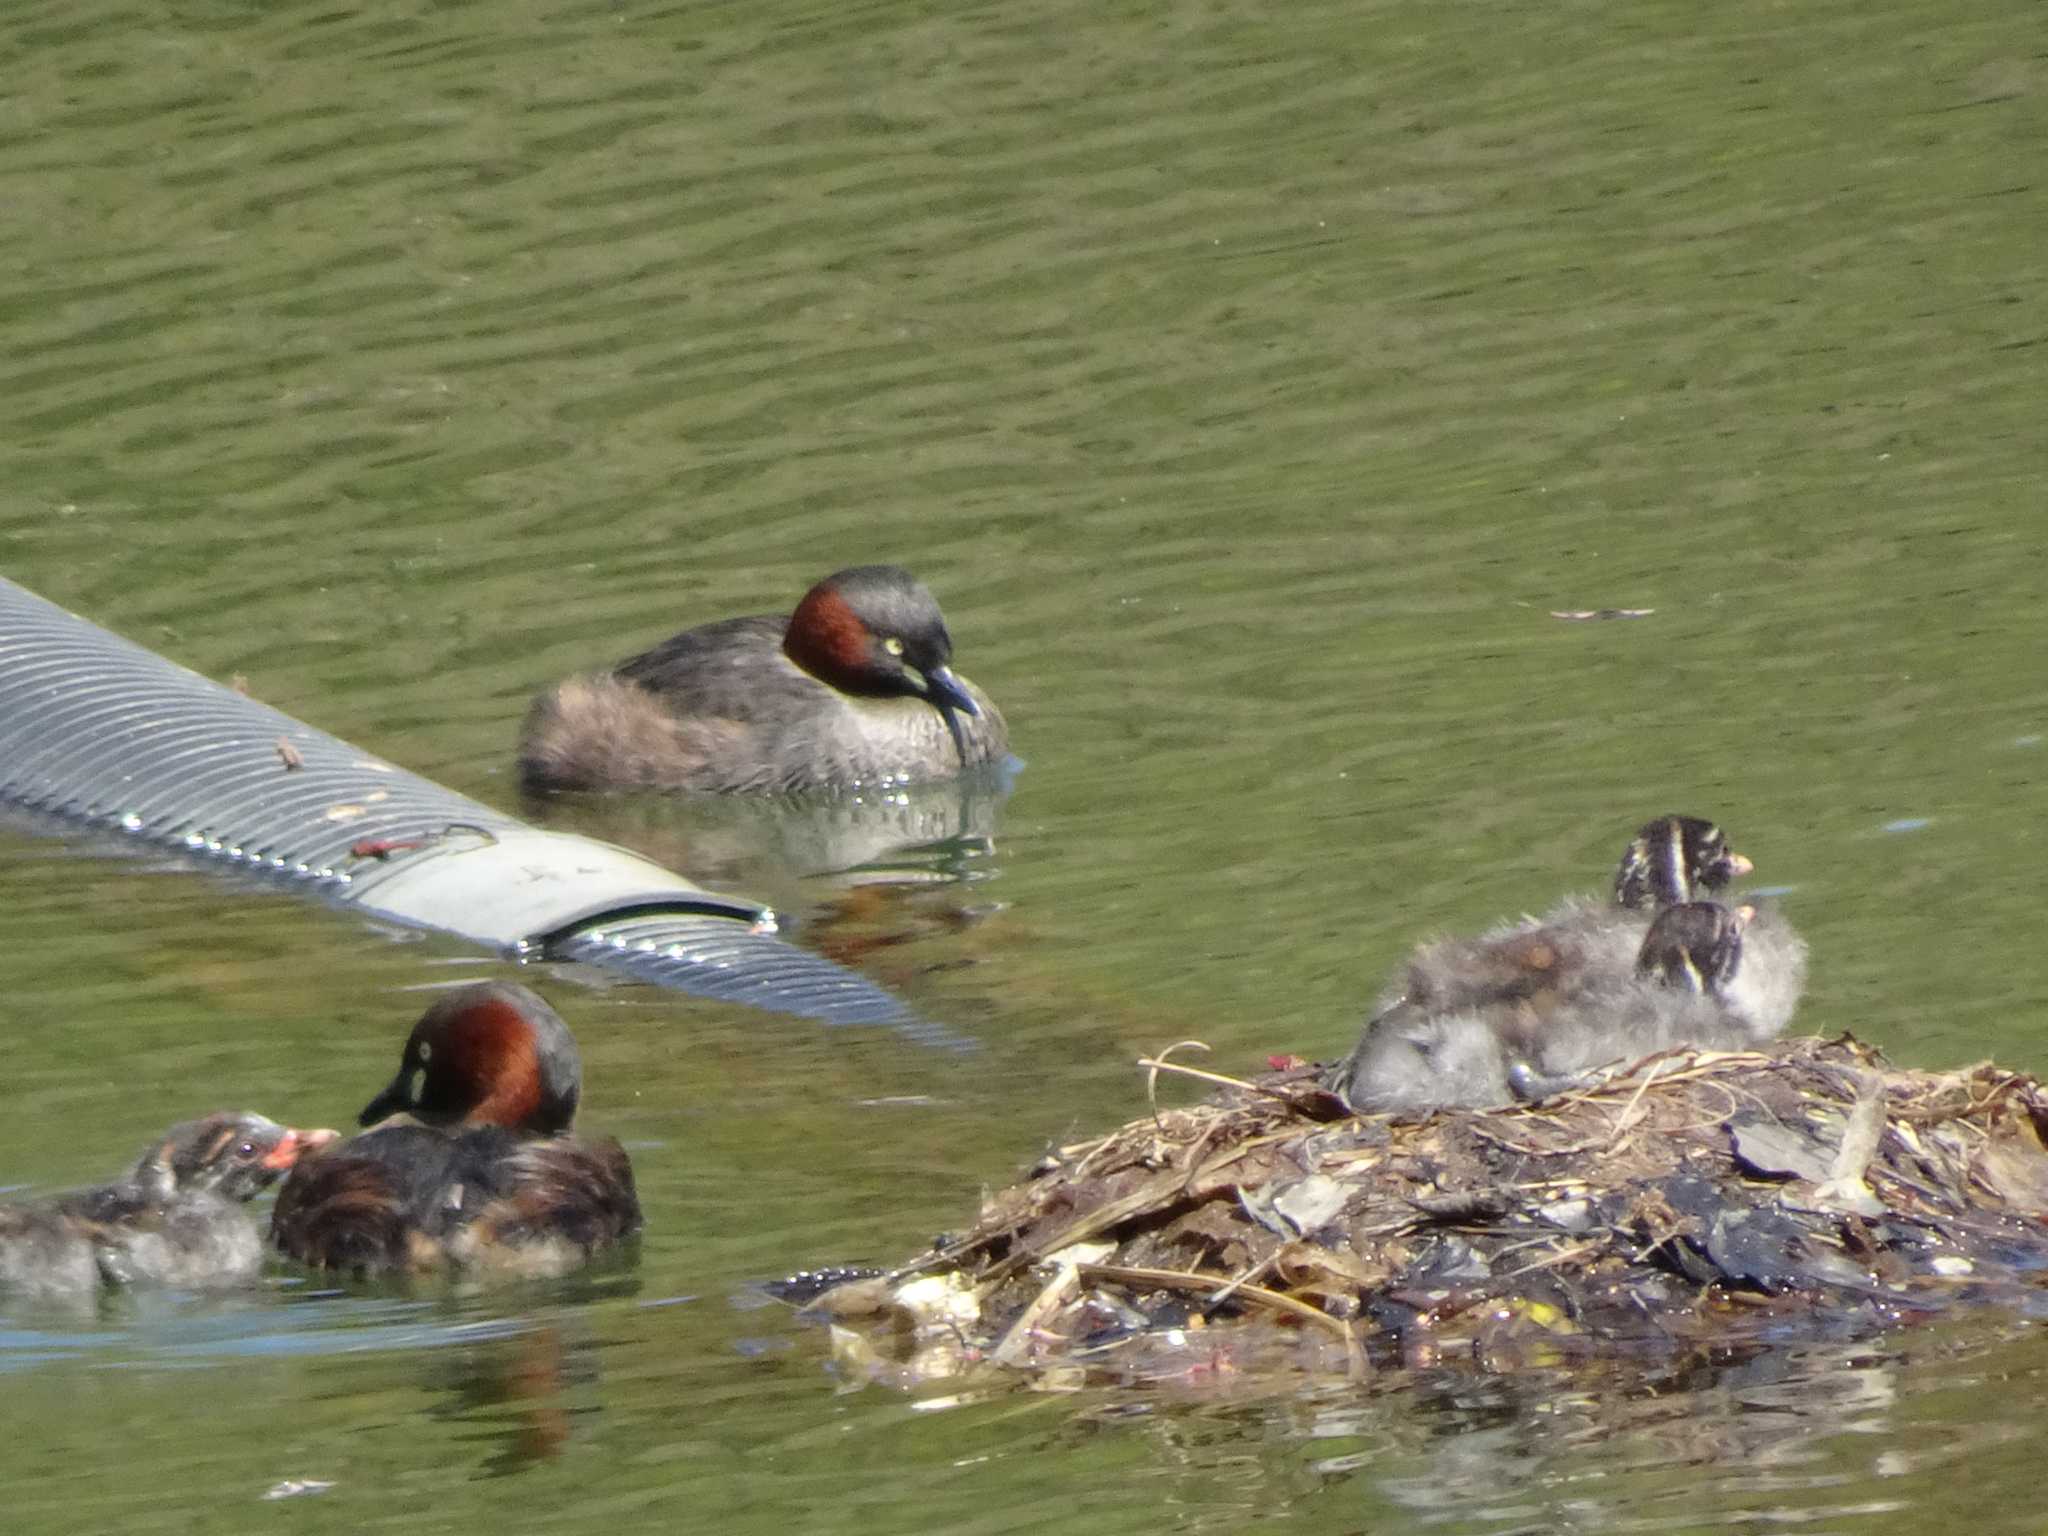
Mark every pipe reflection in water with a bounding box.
[527,762,1018,979]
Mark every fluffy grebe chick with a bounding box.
[1330,901,1785,1115]
[1373,814,1755,1023]
[0,1112,332,1295]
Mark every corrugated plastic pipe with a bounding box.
[0,576,935,1036]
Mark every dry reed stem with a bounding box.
[991,1260,1083,1367]
[1139,1050,1302,1107]
[1077,1262,1350,1336]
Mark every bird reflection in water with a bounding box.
[436,1323,587,1475]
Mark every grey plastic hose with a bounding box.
[0,576,934,1035]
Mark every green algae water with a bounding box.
[2,0,2047,1529]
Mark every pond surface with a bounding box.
[3,0,2047,1529]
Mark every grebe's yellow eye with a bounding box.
[416,1041,432,1064]
[882,637,905,657]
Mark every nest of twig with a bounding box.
[807,1036,2048,1390]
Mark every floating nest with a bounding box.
[807,1037,2048,1392]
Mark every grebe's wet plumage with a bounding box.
[1331,901,1782,1114]
[1374,815,1755,1023]
[0,1112,330,1296]
[270,982,640,1278]
[518,565,1008,795]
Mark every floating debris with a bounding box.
[261,1479,335,1501]
[807,1038,2048,1392]
[1549,608,1655,622]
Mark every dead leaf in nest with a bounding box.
[1532,1196,1596,1232]
[1729,1114,1835,1183]
[1407,1188,1515,1223]
[1271,1173,1352,1236]
[1271,1240,1379,1294]
[1237,1183,1294,1240]
[1157,1199,1255,1259]
[1973,1127,2048,1215]
[1812,1089,1888,1216]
